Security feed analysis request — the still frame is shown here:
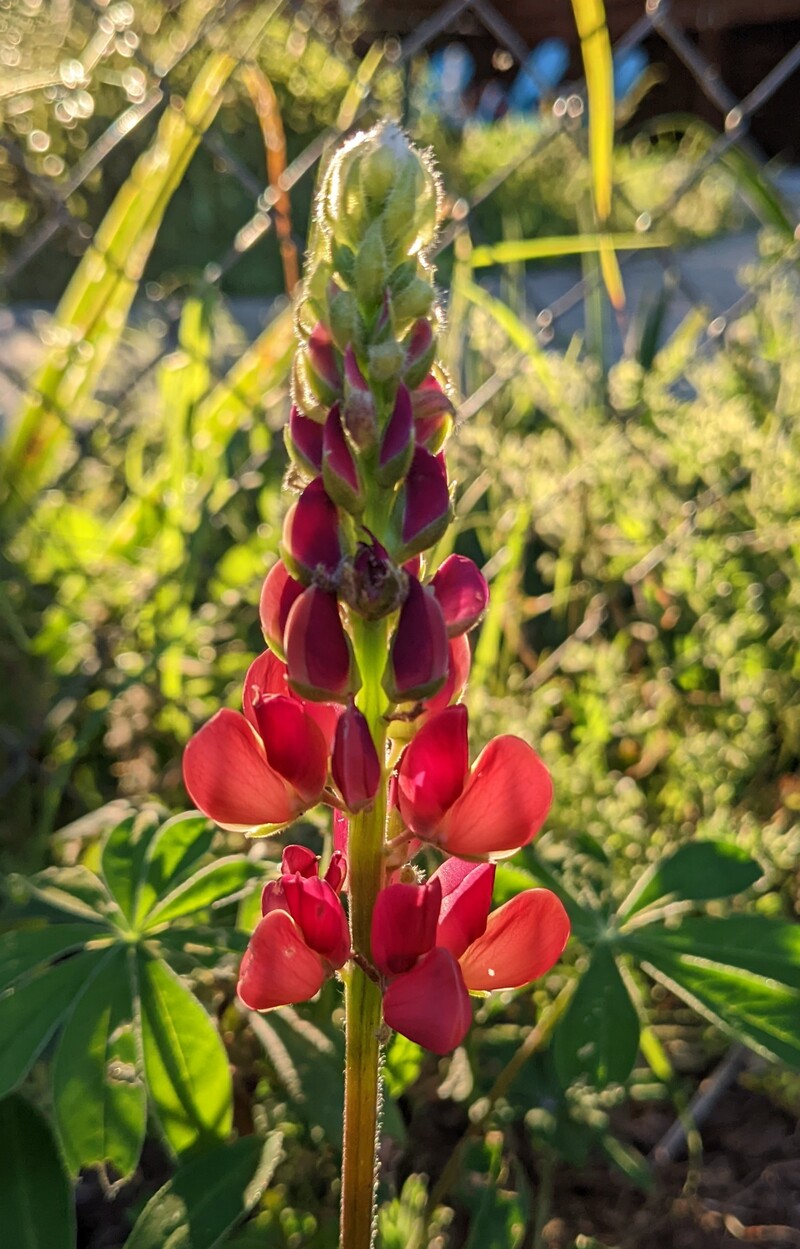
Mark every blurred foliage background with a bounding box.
[2,1,800,1247]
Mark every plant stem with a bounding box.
[340,618,389,1249]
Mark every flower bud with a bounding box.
[431,555,489,636]
[402,319,437,389]
[323,404,365,515]
[332,701,381,813]
[411,375,454,452]
[304,323,342,404]
[328,287,361,352]
[282,477,343,583]
[285,585,360,703]
[285,404,323,477]
[392,276,435,325]
[384,575,449,703]
[354,220,389,310]
[338,540,408,621]
[259,560,304,658]
[393,448,451,562]
[341,347,377,450]
[376,384,414,488]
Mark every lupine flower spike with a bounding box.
[182,123,570,1249]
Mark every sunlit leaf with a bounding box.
[100,811,161,924]
[142,857,263,931]
[619,839,762,921]
[0,922,106,993]
[469,233,666,268]
[0,1095,75,1249]
[134,813,215,926]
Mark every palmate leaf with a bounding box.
[124,1132,283,1249]
[53,946,146,1179]
[142,857,264,931]
[621,916,800,1068]
[100,811,162,924]
[619,839,762,921]
[137,952,232,1155]
[133,813,216,927]
[554,944,640,1088]
[0,1095,75,1249]
[0,922,106,992]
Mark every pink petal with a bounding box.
[376,384,413,487]
[384,576,449,703]
[459,890,570,992]
[281,845,319,878]
[431,555,489,637]
[396,705,469,837]
[333,810,349,856]
[282,875,350,967]
[420,634,471,722]
[399,448,450,558]
[282,477,342,580]
[324,850,347,892]
[251,694,329,805]
[183,709,295,831]
[371,880,441,976]
[439,736,553,857]
[237,910,326,1010]
[332,701,381,813]
[382,948,472,1054]
[286,404,324,475]
[432,860,495,959]
[285,586,357,703]
[259,562,305,657]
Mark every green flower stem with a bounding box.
[341,617,389,1249]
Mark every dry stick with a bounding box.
[241,63,300,297]
[425,976,578,1219]
[650,1044,751,1166]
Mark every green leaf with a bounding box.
[0,1095,75,1249]
[383,1032,423,1100]
[0,923,107,993]
[622,916,800,1068]
[554,946,640,1087]
[0,949,110,1098]
[154,926,249,974]
[134,813,215,926]
[494,856,599,944]
[142,857,263,931]
[619,840,762,921]
[137,952,232,1154]
[53,947,146,1178]
[24,865,121,928]
[462,1135,527,1249]
[469,233,666,268]
[124,1132,283,1249]
[100,812,162,923]
[599,1133,652,1190]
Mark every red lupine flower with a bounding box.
[282,477,343,582]
[259,560,304,659]
[372,860,570,1053]
[396,705,553,857]
[430,554,489,637]
[332,700,382,812]
[284,585,360,703]
[420,633,471,722]
[285,404,324,477]
[384,574,449,703]
[394,447,451,560]
[238,845,350,1011]
[182,651,333,832]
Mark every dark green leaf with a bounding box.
[0,923,107,993]
[0,1095,75,1249]
[623,916,800,1068]
[554,946,640,1087]
[53,947,146,1178]
[25,866,121,928]
[143,857,263,931]
[100,812,161,923]
[620,840,761,920]
[134,814,215,925]
[124,1132,283,1249]
[137,952,232,1154]
[0,948,110,1098]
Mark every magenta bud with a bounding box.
[285,585,360,703]
[281,844,319,878]
[431,555,489,637]
[332,701,381,813]
[343,345,369,391]
[384,575,449,703]
[305,322,342,403]
[259,560,305,657]
[282,478,343,582]
[285,404,323,477]
[324,849,347,892]
[402,319,436,389]
[376,384,414,488]
[411,375,454,452]
[394,447,451,561]
[323,403,365,514]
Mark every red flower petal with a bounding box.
[371,879,441,976]
[282,875,350,967]
[384,576,449,702]
[439,736,553,857]
[259,561,304,656]
[333,809,349,856]
[432,859,495,960]
[399,447,450,558]
[324,850,347,893]
[285,586,357,702]
[237,910,327,1010]
[376,384,413,487]
[243,649,340,751]
[251,694,328,805]
[281,845,319,878]
[382,948,472,1054]
[183,709,296,831]
[282,477,342,580]
[431,555,489,637]
[396,705,469,837]
[420,634,471,722]
[459,889,570,992]
[332,701,381,813]
[323,403,364,512]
